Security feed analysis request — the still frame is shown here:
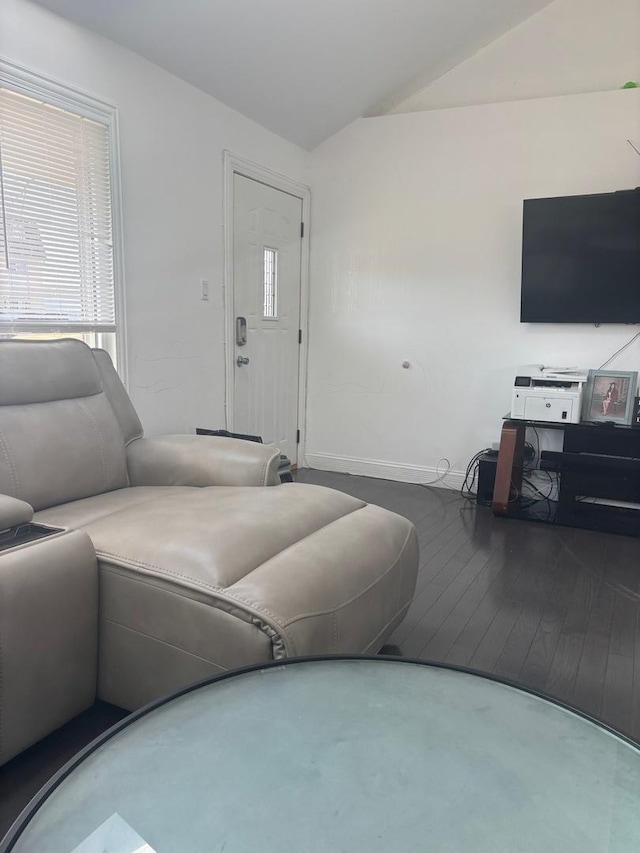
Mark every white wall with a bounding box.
[0,0,309,435]
[306,89,640,486]
[392,0,640,114]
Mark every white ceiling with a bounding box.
[33,0,553,149]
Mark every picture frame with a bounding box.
[582,369,638,425]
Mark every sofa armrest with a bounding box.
[0,529,97,765]
[0,494,34,531]
[126,435,281,487]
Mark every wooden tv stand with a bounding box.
[493,417,640,536]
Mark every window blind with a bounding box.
[0,87,115,331]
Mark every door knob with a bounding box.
[236,356,250,366]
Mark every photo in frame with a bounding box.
[582,369,638,425]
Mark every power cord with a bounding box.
[520,472,558,522]
[461,440,556,506]
[524,441,537,471]
[532,427,541,467]
[521,472,557,502]
[599,330,640,369]
[460,448,492,500]
[419,457,452,488]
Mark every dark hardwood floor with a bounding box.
[296,468,640,742]
[1,468,639,838]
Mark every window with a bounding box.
[0,65,122,365]
[263,247,277,319]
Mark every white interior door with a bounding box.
[232,173,303,462]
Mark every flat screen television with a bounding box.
[520,189,640,323]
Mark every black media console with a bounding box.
[493,418,640,537]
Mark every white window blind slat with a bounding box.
[0,86,116,330]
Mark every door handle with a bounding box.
[236,316,247,346]
[236,356,250,366]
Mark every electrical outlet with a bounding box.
[200,279,209,301]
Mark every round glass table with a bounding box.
[2,658,639,852]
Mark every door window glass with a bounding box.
[263,247,277,319]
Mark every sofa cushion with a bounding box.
[46,483,366,589]
[35,487,198,528]
[0,339,101,405]
[0,340,129,510]
[0,395,130,511]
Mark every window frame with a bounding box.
[0,59,128,385]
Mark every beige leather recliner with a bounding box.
[0,340,418,758]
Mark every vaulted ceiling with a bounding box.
[33,0,553,149]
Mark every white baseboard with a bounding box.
[303,452,465,491]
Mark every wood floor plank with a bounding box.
[419,547,510,661]
[385,487,457,527]
[571,580,615,719]
[401,542,498,657]
[414,521,471,583]
[416,506,467,554]
[392,531,476,646]
[517,601,568,691]
[493,601,546,680]
[601,652,634,736]
[544,603,590,702]
[492,540,568,680]
[507,539,564,607]
[444,552,529,667]
[546,545,580,608]
[609,591,638,659]
[468,600,524,672]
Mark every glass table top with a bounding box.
[3,658,639,853]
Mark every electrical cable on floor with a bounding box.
[518,471,558,526]
[532,427,541,467]
[522,474,556,502]
[461,450,485,499]
[528,428,559,503]
[524,441,537,471]
[461,439,556,507]
[419,457,452,488]
[544,467,555,491]
[460,448,492,500]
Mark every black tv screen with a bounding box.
[520,189,640,323]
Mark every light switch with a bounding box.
[200,279,209,301]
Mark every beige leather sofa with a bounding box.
[0,339,418,764]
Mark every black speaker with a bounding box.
[477,453,498,506]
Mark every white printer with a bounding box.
[511,365,588,424]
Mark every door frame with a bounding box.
[222,151,311,464]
